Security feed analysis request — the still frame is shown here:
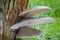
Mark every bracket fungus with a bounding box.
[19,6,52,17]
[11,18,55,30]
[16,27,41,38]
[10,6,55,38]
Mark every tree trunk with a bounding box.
[0,0,28,40]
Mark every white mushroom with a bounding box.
[10,18,55,30]
[16,27,41,38]
[19,6,52,16]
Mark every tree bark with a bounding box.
[0,0,28,40]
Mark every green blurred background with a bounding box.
[22,0,60,40]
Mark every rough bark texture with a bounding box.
[0,0,28,40]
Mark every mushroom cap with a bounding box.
[19,6,52,16]
[10,18,55,30]
[16,27,41,38]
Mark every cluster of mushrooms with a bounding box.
[0,6,55,38]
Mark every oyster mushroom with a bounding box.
[10,18,55,30]
[19,6,52,17]
[16,27,41,38]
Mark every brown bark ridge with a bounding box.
[0,0,28,40]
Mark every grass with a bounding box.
[22,0,60,40]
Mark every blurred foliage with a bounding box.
[22,0,60,40]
